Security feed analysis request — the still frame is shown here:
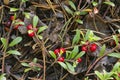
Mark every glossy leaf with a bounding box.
[104,1,115,7]
[72,29,80,45]
[15,21,25,26]
[9,37,22,47]
[64,5,73,15]
[10,8,19,12]
[75,51,85,59]
[24,68,31,72]
[49,51,56,59]
[33,15,39,28]
[92,1,98,7]
[0,74,6,80]
[69,1,76,10]
[21,63,29,67]
[75,19,83,24]
[113,35,119,46]
[7,50,21,55]
[66,62,75,72]
[58,62,67,69]
[33,58,37,63]
[71,46,79,58]
[1,38,7,49]
[38,35,43,40]
[108,53,120,58]
[37,26,48,34]
[99,44,106,57]
[95,71,103,80]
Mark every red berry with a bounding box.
[60,48,66,54]
[54,49,60,54]
[27,24,33,30]
[81,45,88,52]
[58,57,64,62]
[28,30,35,37]
[10,16,15,21]
[90,43,97,52]
[77,58,82,63]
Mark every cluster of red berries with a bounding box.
[81,42,97,52]
[54,48,82,63]
[54,48,66,62]
[27,24,38,37]
[5,16,24,30]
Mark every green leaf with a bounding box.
[70,46,79,59]
[92,1,98,7]
[49,51,56,59]
[38,35,43,40]
[112,62,120,72]
[108,53,120,58]
[75,51,85,59]
[104,1,115,7]
[75,19,83,24]
[7,50,21,55]
[69,1,76,10]
[10,8,19,12]
[66,62,75,72]
[33,15,39,28]
[22,0,28,3]
[64,5,74,15]
[1,38,7,49]
[80,11,88,15]
[58,62,67,69]
[37,26,48,34]
[84,30,91,41]
[24,68,32,72]
[15,21,25,26]
[72,29,80,45]
[66,51,72,59]
[24,12,30,19]
[95,71,103,80]
[93,36,101,41]
[74,11,80,15]
[9,37,22,47]
[33,58,37,63]
[99,44,106,57]
[0,74,6,80]
[21,63,30,67]
[113,35,119,46]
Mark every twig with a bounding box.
[2,21,14,73]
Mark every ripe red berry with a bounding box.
[77,58,82,63]
[28,30,35,37]
[10,16,15,21]
[81,45,88,52]
[90,43,97,52]
[58,57,64,62]
[27,24,33,30]
[60,48,66,54]
[54,49,60,54]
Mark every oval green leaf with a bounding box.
[49,51,56,59]
[9,37,22,47]
[33,15,39,27]
[7,50,21,55]
[1,38,7,49]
